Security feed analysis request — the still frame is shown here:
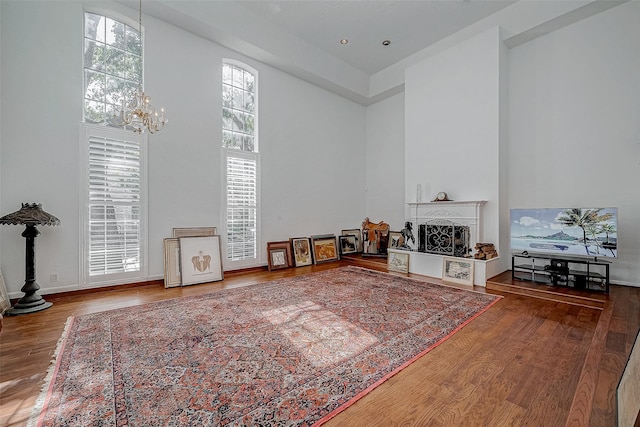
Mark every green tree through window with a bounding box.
[84,12,141,127]
[222,62,259,265]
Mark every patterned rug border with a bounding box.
[28,266,503,426]
[28,314,75,427]
[314,286,502,425]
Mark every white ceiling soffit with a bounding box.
[123,0,628,106]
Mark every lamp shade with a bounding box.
[0,203,60,226]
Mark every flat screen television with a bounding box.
[510,207,618,259]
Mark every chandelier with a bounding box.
[116,0,167,134]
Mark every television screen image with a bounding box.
[510,207,618,259]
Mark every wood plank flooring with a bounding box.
[1,261,638,427]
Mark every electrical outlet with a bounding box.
[50,273,58,283]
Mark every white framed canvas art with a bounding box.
[163,238,182,288]
[179,236,223,286]
[0,269,10,314]
[172,227,217,238]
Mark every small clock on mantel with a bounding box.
[433,192,451,202]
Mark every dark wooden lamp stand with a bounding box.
[0,203,60,315]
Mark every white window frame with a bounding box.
[82,9,143,128]
[80,123,148,287]
[222,149,261,270]
[222,59,261,270]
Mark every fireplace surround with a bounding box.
[401,200,500,286]
[409,200,486,253]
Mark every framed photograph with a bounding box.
[0,269,11,314]
[290,237,313,267]
[339,235,358,255]
[267,241,293,271]
[387,231,404,250]
[179,236,223,286]
[341,229,363,252]
[387,250,410,273]
[172,227,217,238]
[442,256,474,286]
[311,235,339,264]
[163,238,182,288]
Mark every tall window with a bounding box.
[81,11,147,285]
[81,125,148,284]
[222,61,260,267]
[83,11,141,127]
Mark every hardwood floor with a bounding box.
[1,261,638,426]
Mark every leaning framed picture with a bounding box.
[311,235,339,264]
[0,269,10,314]
[442,256,474,286]
[172,227,217,238]
[163,238,182,288]
[387,231,404,250]
[267,241,293,271]
[290,237,313,267]
[179,235,223,286]
[387,250,410,273]
[341,228,363,252]
[338,235,358,256]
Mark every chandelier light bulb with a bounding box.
[113,0,168,135]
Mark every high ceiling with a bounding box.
[233,1,515,75]
[125,0,625,104]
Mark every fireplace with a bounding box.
[408,200,486,257]
[399,200,499,285]
[418,220,470,257]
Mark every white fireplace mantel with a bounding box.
[405,200,496,286]
[407,200,487,249]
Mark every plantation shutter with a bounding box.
[88,134,142,276]
[226,155,257,261]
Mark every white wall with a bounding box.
[0,1,366,296]
[1,1,82,296]
[259,68,366,241]
[365,92,405,230]
[508,1,640,286]
[405,27,505,257]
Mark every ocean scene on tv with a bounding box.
[510,207,618,258]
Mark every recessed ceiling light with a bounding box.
[382,40,391,46]
[339,39,349,45]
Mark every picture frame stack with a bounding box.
[341,228,363,253]
[338,235,358,256]
[163,227,223,288]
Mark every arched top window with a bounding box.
[83,11,142,127]
[222,61,257,152]
[222,60,260,268]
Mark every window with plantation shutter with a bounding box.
[81,124,148,285]
[222,60,260,268]
[225,154,258,261]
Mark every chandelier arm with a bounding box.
[113,0,167,135]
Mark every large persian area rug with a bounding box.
[31,266,501,427]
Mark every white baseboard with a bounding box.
[7,274,165,299]
[611,280,639,288]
